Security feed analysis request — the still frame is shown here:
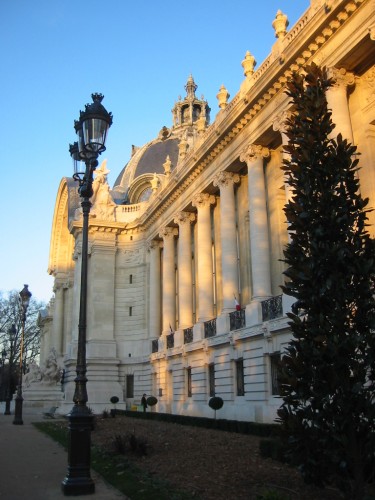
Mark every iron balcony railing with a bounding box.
[151,339,158,353]
[183,327,193,344]
[166,332,174,349]
[204,318,216,338]
[229,308,246,331]
[261,295,283,322]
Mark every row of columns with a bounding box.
[148,66,355,340]
[149,151,274,338]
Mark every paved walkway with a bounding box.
[0,404,128,500]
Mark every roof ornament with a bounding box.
[163,155,172,177]
[242,51,256,78]
[272,10,289,39]
[217,84,230,110]
[185,74,198,100]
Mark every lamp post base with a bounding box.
[61,406,95,496]
[13,393,23,425]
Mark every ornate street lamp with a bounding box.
[13,285,32,425]
[4,324,16,415]
[62,93,112,496]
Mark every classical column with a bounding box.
[52,280,65,357]
[159,226,178,334]
[148,240,161,339]
[240,144,272,301]
[326,67,355,143]
[174,211,196,330]
[213,171,240,313]
[273,110,293,203]
[192,193,216,322]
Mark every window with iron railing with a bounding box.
[270,353,281,396]
[151,339,158,353]
[167,332,174,349]
[261,295,283,322]
[229,308,246,331]
[208,363,215,397]
[183,327,193,344]
[236,358,245,396]
[204,318,216,338]
[126,374,134,398]
[187,367,192,397]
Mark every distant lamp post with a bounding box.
[1,348,6,403]
[62,93,112,496]
[4,324,16,415]
[13,285,32,425]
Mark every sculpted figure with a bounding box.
[24,362,42,387]
[41,348,61,385]
[91,160,116,221]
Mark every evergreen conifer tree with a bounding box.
[277,63,375,499]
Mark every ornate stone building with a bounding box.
[41,0,375,421]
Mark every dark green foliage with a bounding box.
[112,433,148,456]
[208,396,224,411]
[119,410,278,436]
[146,396,158,407]
[278,63,375,499]
[113,434,127,454]
[259,438,287,463]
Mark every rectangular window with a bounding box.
[270,353,281,396]
[126,375,134,398]
[187,367,192,397]
[236,358,245,396]
[129,306,133,316]
[208,363,215,397]
[129,274,133,284]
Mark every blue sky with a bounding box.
[0,0,309,303]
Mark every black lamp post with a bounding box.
[4,324,16,415]
[13,285,32,425]
[0,348,5,403]
[62,93,112,496]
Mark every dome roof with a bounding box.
[112,76,210,204]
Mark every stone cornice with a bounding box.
[69,219,125,237]
[133,0,369,234]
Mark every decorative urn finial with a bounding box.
[241,51,256,78]
[272,10,289,39]
[216,84,230,110]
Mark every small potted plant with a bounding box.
[146,395,158,411]
[110,396,119,417]
[208,396,224,419]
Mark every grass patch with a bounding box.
[33,421,195,500]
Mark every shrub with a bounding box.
[259,438,286,462]
[146,396,158,407]
[208,396,224,411]
[110,396,119,405]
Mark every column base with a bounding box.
[193,323,204,342]
[216,313,231,335]
[174,329,184,347]
[245,301,262,327]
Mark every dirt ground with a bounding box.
[91,415,342,500]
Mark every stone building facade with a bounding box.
[42,0,375,421]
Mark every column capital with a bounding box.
[272,110,293,134]
[159,226,178,240]
[240,144,270,165]
[147,239,161,252]
[174,211,196,226]
[192,192,216,209]
[213,171,240,189]
[327,67,355,89]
